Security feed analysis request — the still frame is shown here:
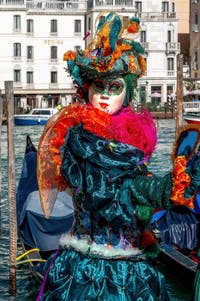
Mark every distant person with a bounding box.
[56,103,62,110]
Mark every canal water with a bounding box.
[0,119,194,300]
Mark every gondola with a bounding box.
[16,135,199,282]
[16,136,74,280]
[151,208,199,274]
[150,124,200,276]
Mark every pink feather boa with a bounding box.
[110,107,158,160]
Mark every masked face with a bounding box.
[88,77,126,115]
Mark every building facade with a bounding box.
[190,0,200,79]
[0,0,180,111]
[0,0,87,111]
[174,0,190,59]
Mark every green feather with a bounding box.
[109,15,122,51]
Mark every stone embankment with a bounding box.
[151,112,175,119]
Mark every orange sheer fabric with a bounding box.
[170,156,195,209]
[37,103,112,218]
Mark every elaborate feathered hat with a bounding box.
[63,12,146,105]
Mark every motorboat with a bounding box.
[14,108,58,126]
[183,101,200,125]
[16,136,74,279]
[183,114,200,125]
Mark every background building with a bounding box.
[174,0,190,79]
[0,0,180,111]
[174,0,190,62]
[190,0,200,80]
[0,0,87,111]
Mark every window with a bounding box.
[141,31,146,43]
[192,13,199,32]
[99,16,105,24]
[13,15,21,32]
[135,1,142,12]
[27,71,33,84]
[27,46,33,60]
[50,19,57,34]
[74,19,81,33]
[195,13,199,25]
[13,43,21,57]
[162,1,169,12]
[51,71,57,83]
[88,17,91,31]
[167,85,173,95]
[14,69,21,82]
[167,30,171,42]
[50,46,57,59]
[194,51,198,70]
[27,19,34,34]
[167,58,174,70]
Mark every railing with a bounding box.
[49,83,59,89]
[0,0,87,10]
[192,24,199,32]
[0,0,25,5]
[183,101,200,113]
[166,42,180,53]
[88,0,136,8]
[138,12,176,20]
[167,71,175,76]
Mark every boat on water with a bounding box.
[14,108,58,126]
[16,136,74,279]
[184,114,200,125]
[183,101,200,125]
[16,130,200,282]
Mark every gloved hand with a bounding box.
[185,146,200,198]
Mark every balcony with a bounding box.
[192,24,199,32]
[13,81,22,88]
[183,101,200,113]
[27,0,87,11]
[0,0,87,11]
[138,12,176,21]
[49,83,59,89]
[166,42,180,54]
[167,71,175,76]
[13,56,22,62]
[50,58,58,64]
[88,0,136,10]
[26,83,35,89]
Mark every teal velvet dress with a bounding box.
[40,124,173,301]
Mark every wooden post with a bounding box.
[5,81,17,296]
[0,90,2,223]
[176,54,183,136]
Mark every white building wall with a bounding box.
[0,2,86,110]
[0,0,180,110]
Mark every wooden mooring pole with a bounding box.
[0,90,2,223]
[5,81,17,296]
[176,54,183,136]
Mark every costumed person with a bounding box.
[36,12,200,301]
